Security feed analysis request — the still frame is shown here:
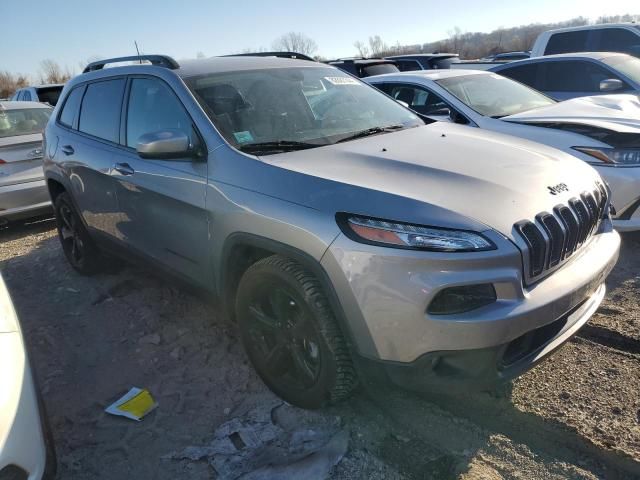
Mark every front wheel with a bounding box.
[235,255,358,409]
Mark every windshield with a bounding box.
[0,107,52,138]
[436,73,555,117]
[186,66,422,154]
[601,55,640,84]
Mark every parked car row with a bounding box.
[2,22,638,478]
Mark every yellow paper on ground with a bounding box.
[105,387,158,421]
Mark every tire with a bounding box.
[236,255,358,409]
[53,192,103,275]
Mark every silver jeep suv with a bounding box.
[43,55,620,408]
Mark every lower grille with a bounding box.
[515,185,608,282]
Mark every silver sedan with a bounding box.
[0,101,52,224]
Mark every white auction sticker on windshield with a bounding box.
[324,76,360,86]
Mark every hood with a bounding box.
[263,123,602,240]
[502,94,640,133]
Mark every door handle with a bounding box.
[61,145,74,156]
[113,162,135,176]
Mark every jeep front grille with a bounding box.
[515,184,608,283]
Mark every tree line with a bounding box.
[2,14,638,99]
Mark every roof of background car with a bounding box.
[542,22,640,34]
[386,53,459,59]
[176,55,325,78]
[0,101,53,110]
[366,69,489,82]
[492,51,630,69]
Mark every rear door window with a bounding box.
[539,60,622,92]
[496,63,543,90]
[59,86,85,128]
[545,31,589,55]
[78,78,125,143]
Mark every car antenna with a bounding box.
[134,41,142,64]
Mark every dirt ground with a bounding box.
[1,216,639,479]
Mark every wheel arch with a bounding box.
[219,233,359,352]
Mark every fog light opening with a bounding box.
[427,284,496,315]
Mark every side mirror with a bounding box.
[396,100,410,108]
[136,129,193,159]
[600,78,624,93]
[428,107,451,117]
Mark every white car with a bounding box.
[365,70,640,231]
[0,273,55,479]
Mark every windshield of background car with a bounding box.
[0,107,52,138]
[601,55,640,84]
[436,73,555,117]
[186,66,422,152]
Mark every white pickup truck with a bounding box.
[530,23,640,57]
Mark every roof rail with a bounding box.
[223,51,315,62]
[83,55,180,73]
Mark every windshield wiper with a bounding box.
[238,140,322,154]
[336,124,406,143]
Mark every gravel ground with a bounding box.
[1,217,638,479]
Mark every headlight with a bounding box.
[338,214,496,252]
[573,147,640,166]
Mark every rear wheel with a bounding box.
[236,255,358,409]
[54,192,103,274]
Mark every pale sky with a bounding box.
[5,0,638,77]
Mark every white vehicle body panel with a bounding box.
[365,70,640,230]
[0,274,48,479]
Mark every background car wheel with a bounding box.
[236,255,358,409]
[54,192,103,275]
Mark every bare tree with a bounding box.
[196,51,206,59]
[271,32,318,56]
[0,71,29,98]
[368,35,387,57]
[39,59,73,84]
[354,40,370,58]
[447,27,464,54]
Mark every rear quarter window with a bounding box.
[78,79,125,143]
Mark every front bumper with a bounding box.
[321,225,620,365]
[365,282,605,392]
[0,180,51,222]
